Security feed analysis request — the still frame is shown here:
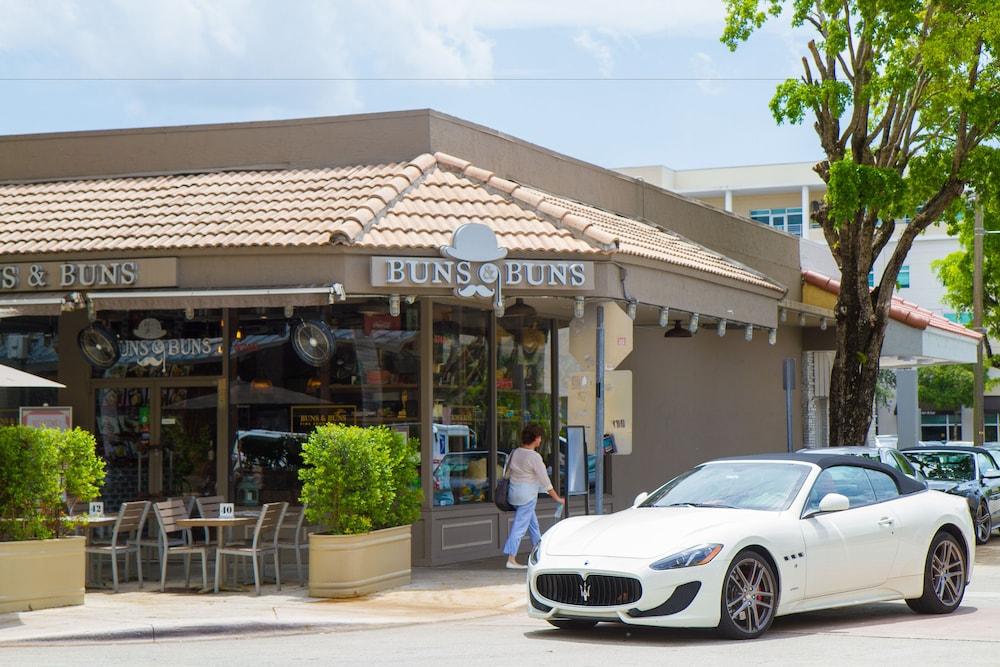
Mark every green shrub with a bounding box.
[298,425,420,535]
[0,426,105,542]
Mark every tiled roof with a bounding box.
[802,271,981,340]
[0,152,783,293]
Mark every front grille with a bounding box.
[536,573,642,607]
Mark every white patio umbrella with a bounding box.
[0,363,65,388]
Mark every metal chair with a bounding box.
[195,495,225,543]
[85,501,150,592]
[152,499,209,592]
[276,506,309,586]
[214,502,287,595]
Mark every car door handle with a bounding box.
[878,517,895,527]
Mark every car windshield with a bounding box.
[904,452,975,482]
[641,461,811,512]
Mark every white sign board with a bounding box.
[88,501,104,518]
[219,503,235,518]
[19,406,73,430]
[567,370,633,455]
[569,302,634,370]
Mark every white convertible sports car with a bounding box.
[528,453,974,639]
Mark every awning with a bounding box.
[0,363,64,388]
[86,284,346,311]
[0,295,64,317]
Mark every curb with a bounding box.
[1,620,359,645]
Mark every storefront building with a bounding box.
[0,110,810,564]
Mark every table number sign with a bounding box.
[219,503,235,518]
[89,501,104,517]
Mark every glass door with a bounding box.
[160,386,219,497]
[95,386,152,510]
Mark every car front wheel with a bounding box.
[974,502,992,544]
[717,549,777,640]
[906,530,967,614]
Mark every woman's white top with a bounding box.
[506,447,552,507]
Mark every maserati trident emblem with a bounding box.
[580,581,591,602]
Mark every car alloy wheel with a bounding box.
[718,550,776,639]
[906,530,967,614]
[975,503,992,544]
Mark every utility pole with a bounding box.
[974,197,985,446]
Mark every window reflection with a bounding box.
[497,312,553,476]
[0,316,58,426]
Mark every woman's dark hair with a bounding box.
[521,424,545,445]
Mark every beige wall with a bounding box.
[613,323,803,503]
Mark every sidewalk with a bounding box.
[0,558,527,645]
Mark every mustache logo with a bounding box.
[137,355,163,367]
[457,284,495,298]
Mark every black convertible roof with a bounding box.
[900,445,989,455]
[710,452,926,495]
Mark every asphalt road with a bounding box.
[8,545,1000,666]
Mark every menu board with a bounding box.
[19,406,73,430]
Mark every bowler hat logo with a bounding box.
[440,223,508,263]
[134,318,166,340]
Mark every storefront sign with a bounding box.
[19,406,73,430]
[370,223,593,312]
[290,405,357,433]
[0,257,177,292]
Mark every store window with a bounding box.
[898,265,910,288]
[920,412,961,442]
[84,310,223,378]
[230,301,420,504]
[0,316,59,426]
[432,305,490,506]
[986,412,999,443]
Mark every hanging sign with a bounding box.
[370,224,594,312]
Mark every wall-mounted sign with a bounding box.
[0,257,177,292]
[371,223,593,312]
[19,406,73,430]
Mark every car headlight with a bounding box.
[529,544,541,566]
[650,543,723,571]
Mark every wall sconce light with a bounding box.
[768,328,777,345]
[306,377,323,391]
[658,307,670,328]
[689,313,700,334]
[574,296,585,319]
[779,307,787,322]
[86,300,97,323]
[389,294,401,317]
[250,378,273,391]
[626,300,637,320]
[798,313,808,327]
[283,305,294,318]
[185,307,195,320]
[405,295,417,304]
[744,324,753,341]
[717,319,727,337]
[820,317,828,331]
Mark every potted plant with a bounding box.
[299,424,420,598]
[0,426,105,613]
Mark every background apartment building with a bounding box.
[618,161,993,446]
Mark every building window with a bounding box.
[986,412,999,444]
[920,412,962,443]
[944,312,974,325]
[898,265,910,288]
[868,271,875,288]
[749,207,803,236]
[0,316,59,427]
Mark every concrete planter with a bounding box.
[0,535,86,613]
[309,524,412,598]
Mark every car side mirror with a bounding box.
[984,469,1000,480]
[633,491,649,508]
[818,493,850,513]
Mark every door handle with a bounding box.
[878,517,895,527]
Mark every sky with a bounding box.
[0,0,822,170]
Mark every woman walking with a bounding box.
[503,424,564,569]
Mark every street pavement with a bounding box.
[5,545,1000,665]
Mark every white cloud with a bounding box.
[574,31,614,77]
[691,52,724,95]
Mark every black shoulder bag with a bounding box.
[494,452,516,512]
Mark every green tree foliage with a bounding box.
[917,364,995,411]
[298,425,420,535]
[0,427,105,542]
[724,0,1000,444]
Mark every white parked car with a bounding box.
[527,453,974,639]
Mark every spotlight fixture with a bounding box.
[688,313,700,334]
[798,313,808,327]
[717,319,727,337]
[744,324,753,341]
[283,305,294,318]
[389,294,401,318]
[820,317,828,331]
[86,300,97,323]
[405,295,417,304]
[495,300,506,318]
[626,300,637,320]
[780,308,787,323]
[185,307,195,320]
[658,307,670,328]
[664,320,692,339]
[768,328,777,345]
[574,296,585,320]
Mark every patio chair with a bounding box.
[132,498,187,570]
[85,501,150,593]
[214,502,287,595]
[276,506,309,586]
[152,499,209,592]
[195,495,224,543]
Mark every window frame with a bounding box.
[800,464,901,518]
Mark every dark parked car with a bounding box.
[799,446,926,483]
[902,445,1000,544]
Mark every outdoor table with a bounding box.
[69,516,117,544]
[176,516,256,591]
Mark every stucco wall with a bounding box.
[612,323,803,503]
